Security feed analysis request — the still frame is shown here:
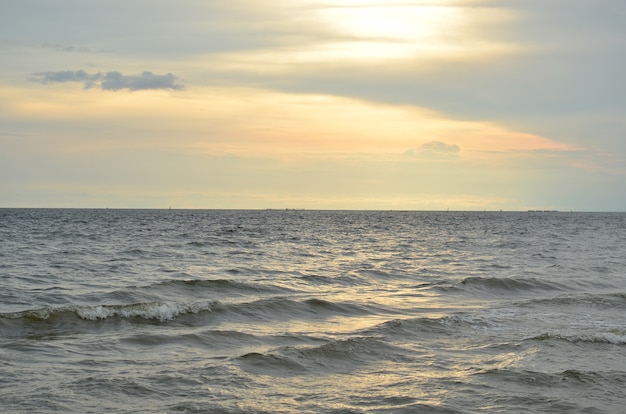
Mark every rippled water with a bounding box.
[1,209,625,413]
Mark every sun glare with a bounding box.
[312,1,466,59]
[322,4,459,41]
[208,1,517,73]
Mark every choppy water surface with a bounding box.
[1,209,625,413]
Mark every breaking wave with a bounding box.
[0,300,217,324]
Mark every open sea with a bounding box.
[1,208,625,413]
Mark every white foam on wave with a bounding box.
[76,301,215,322]
[600,332,626,345]
[579,331,626,345]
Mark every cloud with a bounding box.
[405,141,460,159]
[0,132,24,138]
[41,43,107,54]
[30,70,183,91]
[32,69,97,84]
[99,71,183,91]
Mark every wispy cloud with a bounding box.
[405,141,460,160]
[40,43,107,54]
[30,70,183,91]
[0,131,24,138]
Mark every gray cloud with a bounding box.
[100,71,182,91]
[31,69,97,84]
[30,70,183,91]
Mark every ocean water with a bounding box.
[1,209,625,413]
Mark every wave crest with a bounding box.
[76,301,216,321]
[1,301,216,324]
[529,331,626,345]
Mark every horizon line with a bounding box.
[1,207,624,213]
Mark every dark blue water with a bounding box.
[1,209,625,413]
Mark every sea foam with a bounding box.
[76,301,216,322]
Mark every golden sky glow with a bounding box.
[205,1,519,74]
[3,84,574,159]
[1,0,625,210]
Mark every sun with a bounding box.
[209,1,517,72]
[322,2,459,41]
[312,1,466,60]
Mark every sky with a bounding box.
[1,0,625,211]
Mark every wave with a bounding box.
[0,296,381,339]
[77,301,216,321]
[299,273,368,287]
[518,292,626,310]
[77,278,301,307]
[213,297,379,322]
[0,300,217,324]
[559,369,626,385]
[477,367,626,387]
[291,336,409,363]
[456,276,567,294]
[362,313,497,339]
[236,352,307,375]
[236,336,410,375]
[476,368,562,387]
[528,331,626,345]
[119,329,267,351]
[144,278,294,295]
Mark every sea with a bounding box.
[1,209,625,413]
